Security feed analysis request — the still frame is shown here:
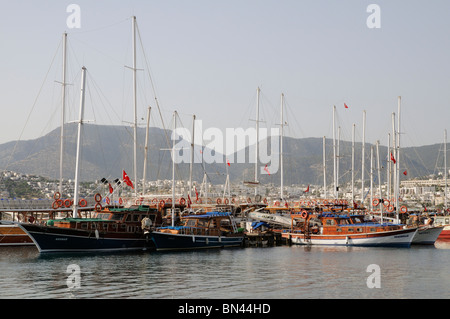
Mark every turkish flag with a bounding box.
[390,152,396,164]
[108,183,113,194]
[123,170,134,189]
[344,103,349,109]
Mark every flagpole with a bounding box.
[142,106,151,194]
[361,110,366,206]
[172,111,177,227]
[255,87,260,197]
[73,66,87,219]
[445,129,448,210]
[59,32,67,195]
[323,136,327,199]
[351,124,355,207]
[396,96,401,223]
[280,93,284,200]
[332,106,337,200]
[132,16,138,197]
[189,115,195,204]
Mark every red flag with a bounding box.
[194,187,199,201]
[187,194,192,208]
[227,159,231,166]
[344,103,349,109]
[403,170,407,176]
[305,185,310,193]
[264,164,270,175]
[108,183,113,194]
[123,170,134,189]
[390,152,396,164]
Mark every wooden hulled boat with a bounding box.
[150,211,244,251]
[18,205,160,253]
[0,222,34,246]
[282,212,417,248]
[431,215,450,240]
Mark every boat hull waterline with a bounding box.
[18,223,154,253]
[283,227,417,247]
[151,231,244,251]
[412,226,444,245]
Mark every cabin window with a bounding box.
[446,219,449,224]
[208,220,217,228]
[186,220,197,227]
[370,228,376,232]
[197,220,207,227]
[80,223,87,230]
[133,214,139,222]
[111,214,122,221]
[336,228,342,232]
[347,228,354,232]
[356,228,363,232]
[326,219,335,226]
[126,215,132,222]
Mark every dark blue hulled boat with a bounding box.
[150,212,244,251]
[18,205,159,253]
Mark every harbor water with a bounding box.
[1,242,450,299]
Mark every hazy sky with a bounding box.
[1,0,450,149]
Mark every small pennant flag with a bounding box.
[403,170,407,176]
[108,183,114,194]
[305,185,310,193]
[194,187,199,201]
[344,103,349,109]
[264,164,270,175]
[227,159,231,166]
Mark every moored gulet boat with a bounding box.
[282,211,417,247]
[150,211,244,251]
[18,205,159,253]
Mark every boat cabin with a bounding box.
[45,205,161,234]
[156,212,236,237]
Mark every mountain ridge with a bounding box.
[0,123,445,186]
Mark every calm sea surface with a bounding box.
[1,241,450,299]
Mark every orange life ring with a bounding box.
[54,192,61,200]
[383,199,390,207]
[79,199,87,207]
[151,198,158,204]
[64,199,71,208]
[159,200,165,208]
[179,197,186,205]
[323,200,328,205]
[274,201,280,207]
[94,193,102,203]
[52,201,59,210]
[387,205,394,212]
[400,206,408,213]
[166,198,172,203]
[119,198,123,205]
[247,197,252,203]
[105,197,110,204]
[216,198,222,204]
[224,198,229,205]
[231,198,236,204]
[263,198,268,204]
[372,198,380,207]
[95,203,102,212]
[301,210,308,219]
